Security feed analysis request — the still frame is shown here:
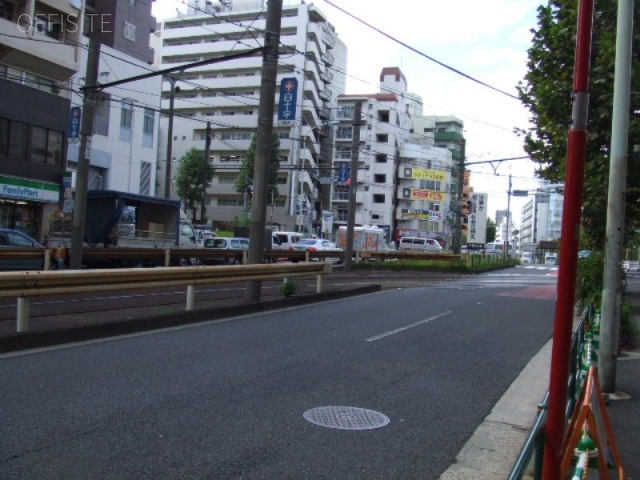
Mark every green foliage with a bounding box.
[575,251,605,309]
[234,133,281,208]
[620,302,639,351]
[175,147,213,223]
[279,280,299,297]
[518,0,640,250]
[486,218,496,243]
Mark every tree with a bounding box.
[486,218,497,243]
[175,147,213,223]
[234,133,281,210]
[517,0,640,250]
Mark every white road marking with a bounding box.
[365,311,451,342]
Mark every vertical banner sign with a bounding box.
[337,162,350,182]
[277,78,298,126]
[468,192,488,244]
[69,106,81,144]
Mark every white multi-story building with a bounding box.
[332,67,456,245]
[520,186,563,245]
[157,0,346,231]
[66,41,162,195]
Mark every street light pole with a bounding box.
[200,121,211,223]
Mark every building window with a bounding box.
[276,177,287,185]
[140,161,151,195]
[218,175,236,184]
[377,110,390,123]
[31,127,47,164]
[0,118,8,157]
[127,0,136,5]
[374,174,386,183]
[120,99,133,129]
[93,94,110,136]
[143,108,154,135]
[373,194,385,203]
[375,154,387,163]
[336,207,348,222]
[376,134,388,143]
[336,147,351,159]
[420,180,441,190]
[9,121,28,161]
[218,198,245,207]
[47,130,62,166]
[124,22,136,41]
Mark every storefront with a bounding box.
[0,175,61,241]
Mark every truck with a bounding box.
[48,190,199,267]
[335,225,390,252]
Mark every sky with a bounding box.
[151,0,549,227]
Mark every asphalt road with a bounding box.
[0,267,557,479]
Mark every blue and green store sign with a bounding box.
[0,175,60,203]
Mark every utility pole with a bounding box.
[504,173,512,258]
[200,121,211,223]
[599,0,634,393]
[245,0,282,302]
[343,101,363,271]
[70,8,101,270]
[452,139,465,253]
[164,75,179,199]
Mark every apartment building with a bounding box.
[157,0,346,231]
[520,188,564,245]
[332,67,457,246]
[0,0,84,240]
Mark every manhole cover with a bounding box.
[303,406,390,430]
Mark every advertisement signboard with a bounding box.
[467,192,488,244]
[277,78,298,126]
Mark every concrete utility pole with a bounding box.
[245,0,282,302]
[343,101,363,271]
[599,0,634,393]
[164,75,179,199]
[70,8,101,270]
[504,173,512,258]
[200,121,211,222]
[452,140,465,254]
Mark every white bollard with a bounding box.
[316,274,323,293]
[186,284,195,311]
[17,297,30,332]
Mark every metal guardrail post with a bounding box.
[186,285,195,311]
[17,297,29,332]
[165,249,171,267]
[44,249,51,271]
[317,273,323,293]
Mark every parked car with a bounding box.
[201,237,249,265]
[289,239,344,263]
[0,228,62,271]
[578,250,593,259]
[520,252,535,265]
[544,252,558,265]
[398,236,442,252]
[273,231,305,250]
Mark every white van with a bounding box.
[398,237,442,252]
[545,252,558,265]
[273,231,305,250]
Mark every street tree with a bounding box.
[486,218,497,243]
[234,133,281,211]
[175,147,213,223]
[517,0,640,250]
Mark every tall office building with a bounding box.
[157,0,346,231]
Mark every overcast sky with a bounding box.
[152,0,549,226]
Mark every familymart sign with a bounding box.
[0,175,60,202]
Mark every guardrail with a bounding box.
[507,305,591,479]
[0,262,333,333]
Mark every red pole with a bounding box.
[542,0,594,477]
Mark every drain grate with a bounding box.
[303,406,390,430]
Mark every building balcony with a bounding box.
[322,51,334,65]
[318,87,331,102]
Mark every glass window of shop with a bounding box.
[31,126,47,163]
[0,201,37,237]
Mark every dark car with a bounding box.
[0,228,62,271]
